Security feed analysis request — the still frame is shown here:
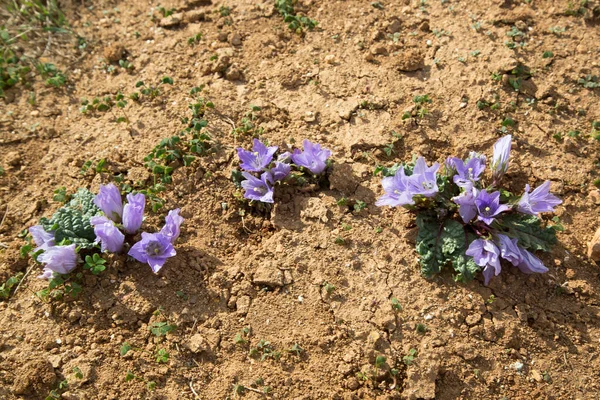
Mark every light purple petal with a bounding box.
[94,183,123,222]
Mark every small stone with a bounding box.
[304,111,316,122]
[531,369,543,382]
[588,226,600,262]
[68,310,82,323]
[371,46,388,55]
[231,33,242,46]
[159,13,183,28]
[589,190,600,205]
[325,54,337,64]
[185,334,210,354]
[103,43,125,62]
[346,377,360,390]
[5,151,21,167]
[30,110,40,117]
[510,361,524,372]
[253,261,284,287]
[465,314,482,326]
[48,355,62,368]
[236,295,251,315]
[184,10,205,23]
[218,32,228,42]
[388,19,401,33]
[225,66,241,81]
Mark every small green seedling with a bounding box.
[120,342,132,356]
[83,254,106,275]
[149,321,176,337]
[155,348,169,363]
[288,343,304,357]
[391,297,402,311]
[0,272,24,300]
[403,348,418,365]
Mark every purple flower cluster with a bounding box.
[375,157,440,207]
[237,139,331,203]
[467,235,548,285]
[94,184,183,273]
[376,135,563,285]
[33,184,184,279]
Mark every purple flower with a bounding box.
[453,153,486,188]
[91,216,125,253]
[277,151,292,163]
[405,157,439,197]
[491,135,512,182]
[241,172,274,203]
[445,156,460,173]
[29,225,55,252]
[474,189,509,225]
[517,181,562,215]
[452,188,478,223]
[122,193,145,234]
[160,208,184,243]
[495,234,521,266]
[237,139,278,172]
[94,183,123,222]
[376,168,414,207]
[128,232,176,273]
[516,247,549,274]
[271,162,291,182]
[466,239,501,285]
[292,140,331,174]
[37,244,78,279]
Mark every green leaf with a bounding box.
[120,342,132,356]
[500,213,557,252]
[416,214,478,280]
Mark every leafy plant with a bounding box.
[0,272,24,300]
[578,75,600,89]
[39,189,101,249]
[403,348,418,365]
[275,0,318,33]
[376,136,562,285]
[149,321,176,337]
[155,348,169,363]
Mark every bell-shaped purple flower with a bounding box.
[271,162,291,182]
[122,193,145,234]
[241,172,274,203]
[517,181,562,215]
[91,216,125,253]
[453,153,486,188]
[29,225,55,252]
[475,189,509,225]
[128,232,176,273]
[376,168,414,207]
[37,244,78,279]
[292,140,331,174]
[405,157,439,197]
[452,188,478,223]
[94,183,123,222]
[495,234,521,266]
[160,208,184,243]
[516,247,549,274]
[491,135,512,182]
[237,139,278,172]
[277,151,292,163]
[466,239,501,285]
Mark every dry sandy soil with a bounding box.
[1,0,600,399]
